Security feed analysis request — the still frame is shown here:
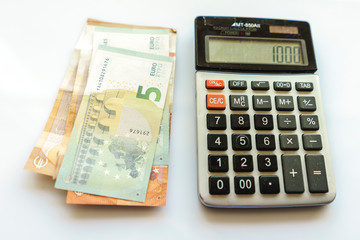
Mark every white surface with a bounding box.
[0,0,359,239]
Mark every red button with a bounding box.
[207,94,226,110]
[206,80,224,89]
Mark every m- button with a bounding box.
[207,94,226,110]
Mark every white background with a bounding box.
[0,0,359,239]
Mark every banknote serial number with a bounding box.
[149,36,160,50]
[150,63,163,77]
[130,129,150,136]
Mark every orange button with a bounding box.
[207,94,226,110]
[206,80,224,89]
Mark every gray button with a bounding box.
[275,96,294,111]
[277,115,296,130]
[279,134,299,150]
[229,80,247,90]
[298,96,316,111]
[305,155,328,193]
[251,81,269,90]
[281,155,305,193]
[303,134,322,150]
[229,95,249,110]
[300,115,319,130]
[296,82,313,91]
[274,81,291,91]
[253,95,272,111]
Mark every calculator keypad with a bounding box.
[197,72,335,207]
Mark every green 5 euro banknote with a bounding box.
[55,45,174,202]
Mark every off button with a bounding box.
[207,94,226,110]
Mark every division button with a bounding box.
[232,134,252,150]
[275,96,294,111]
[296,82,314,91]
[209,176,230,195]
[253,95,272,110]
[259,176,280,194]
[251,81,270,90]
[234,176,255,194]
[207,134,228,151]
[229,95,249,110]
[207,114,226,130]
[302,134,323,150]
[300,115,320,130]
[206,79,225,89]
[298,96,317,111]
[279,134,299,150]
[258,155,278,172]
[305,155,329,193]
[277,115,297,130]
[229,80,247,90]
[206,94,226,110]
[274,81,292,91]
[208,155,229,172]
[281,155,305,193]
[231,114,250,130]
[233,155,253,172]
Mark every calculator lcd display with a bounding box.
[206,36,307,66]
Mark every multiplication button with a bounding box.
[279,134,299,150]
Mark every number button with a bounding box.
[233,155,253,172]
[253,95,272,111]
[275,96,294,111]
[251,81,269,90]
[256,134,276,150]
[259,176,280,194]
[207,114,226,130]
[274,81,291,91]
[258,155,278,172]
[209,176,230,195]
[207,134,228,151]
[277,115,296,130]
[296,82,313,91]
[300,115,319,130]
[208,155,228,172]
[234,176,255,194]
[298,96,316,111]
[232,134,252,150]
[254,114,273,130]
[231,114,250,130]
[279,134,299,150]
[229,95,249,110]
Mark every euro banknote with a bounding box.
[55,45,174,202]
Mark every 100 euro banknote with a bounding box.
[55,45,173,202]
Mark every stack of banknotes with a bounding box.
[24,19,177,206]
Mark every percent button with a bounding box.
[300,115,319,130]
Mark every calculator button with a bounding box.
[229,80,247,90]
[229,95,249,110]
[305,155,329,193]
[207,114,226,130]
[234,176,255,194]
[281,155,305,193]
[253,95,272,110]
[209,176,230,195]
[279,134,299,150]
[254,114,273,130]
[274,81,291,91]
[302,134,322,150]
[206,79,224,89]
[207,134,228,151]
[231,114,250,130]
[232,134,252,150]
[233,155,253,172]
[257,155,278,172]
[251,81,269,90]
[300,115,320,130]
[208,155,228,172]
[259,176,280,194]
[275,96,294,111]
[277,115,297,130]
[207,94,226,110]
[297,96,317,111]
[296,82,314,91]
[256,134,276,150]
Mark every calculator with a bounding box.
[195,16,336,207]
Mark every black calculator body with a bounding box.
[195,16,335,208]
